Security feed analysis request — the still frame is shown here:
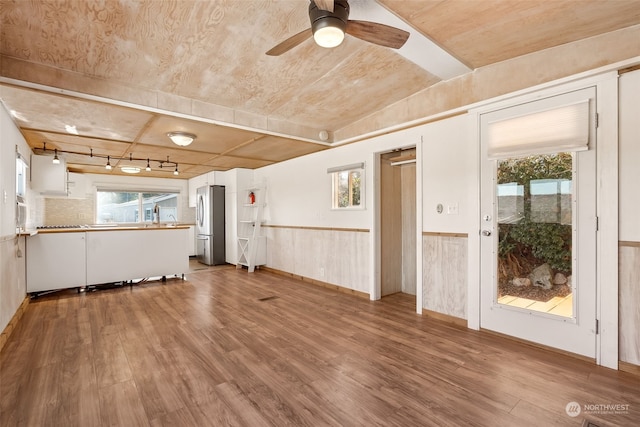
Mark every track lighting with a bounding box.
[38,143,179,176]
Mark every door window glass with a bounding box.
[496,153,574,317]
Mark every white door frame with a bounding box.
[468,72,619,368]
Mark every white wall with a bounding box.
[421,114,476,233]
[252,118,473,296]
[255,128,422,229]
[0,103,32,332]
[619,70,640,241]
[253,114,473,233]
[0,104,22,236]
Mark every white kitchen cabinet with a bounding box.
[187,225,196,256]
[67,172,89,199]
[86,228,189,284]
[27,232,86,293]
[30,154,67,195]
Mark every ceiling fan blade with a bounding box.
[346,20,409,49]
[266,28,313,56]
[314,0,334,12]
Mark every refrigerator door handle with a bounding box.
[196,236,209,240]
[197,196,205,228]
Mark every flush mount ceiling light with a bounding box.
[121,166,141,174]
[64,124,79,135]
[167,131,196,147]
[310,0,348,48]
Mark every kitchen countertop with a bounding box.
[32,225,192,234]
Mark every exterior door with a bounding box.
[479,88,598,358]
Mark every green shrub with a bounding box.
[497,153,573,274]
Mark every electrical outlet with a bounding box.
[447,203,459,215]
[319,267,325,277]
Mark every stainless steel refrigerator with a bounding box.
[196,185,226,265]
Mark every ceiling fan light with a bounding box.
[310,0,349,49]
[167,131,196,147]
[313,24,345,48]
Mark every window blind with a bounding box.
[486,100,590,159]
[327,162,364,174]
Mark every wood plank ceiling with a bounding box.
[1,0,639,179]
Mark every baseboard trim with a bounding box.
[0,296,29,354]
[260,266,369,299]
[422,309,468,328]
[619,361,640,376]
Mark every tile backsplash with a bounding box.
[43,197,95,226]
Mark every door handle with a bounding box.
[481,230,492,236]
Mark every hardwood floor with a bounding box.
[1,265,639,426]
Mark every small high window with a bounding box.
[328,163,364,209]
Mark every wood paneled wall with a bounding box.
[619,243,640,365]
[0,237,27,333]
[264,226,370,294]
[422,233,468,320]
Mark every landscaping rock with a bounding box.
[529,263,553,290]
[511,277,531,287]
[553,272,567,285]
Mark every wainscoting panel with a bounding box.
[0,236,27,333]
[422,233,467,320]
[265,226,370,294]
[619,243,640,365]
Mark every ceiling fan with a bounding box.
[266,0,410,56]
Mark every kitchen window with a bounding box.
[96,190,179,224]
